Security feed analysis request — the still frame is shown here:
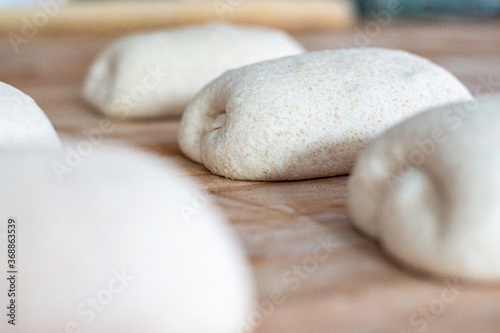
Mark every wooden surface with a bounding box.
[1,20,500,333]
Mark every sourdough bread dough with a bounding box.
[0,142,254,332]
[179,48,472,181]
[348,95,500,281]
[0,81,60,147]
[82,23,305,119]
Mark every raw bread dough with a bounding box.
[0,142,254,332]
[82,23,305,119]
[179,48,473,181]
[348,95,500,281]
[0,81,60,147]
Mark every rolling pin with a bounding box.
[0,0,356,35]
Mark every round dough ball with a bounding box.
[0,81,60,147]
[0,142,254,332]
[348,94,500,281]
[179,48,472,181]
[82,23,305,119]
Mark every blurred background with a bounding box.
[1,0,499,36]
[359,0,500,18]
[1,0,500,17]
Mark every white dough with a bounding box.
[179,48,472,181]
[0,142,254,332]
[348,95,500,281]
[0,81,60,147]
[82,23,305,119]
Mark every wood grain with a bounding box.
[1,20,500,333]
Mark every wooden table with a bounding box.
[1,20,500,333]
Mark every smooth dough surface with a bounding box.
[179,48,472,181]
[82,23,305,119]
[0,81,60,147]
[348,94,500,281]
[0,142,254,332]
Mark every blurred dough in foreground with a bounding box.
[0,142,254,332]
[82,23,305,119]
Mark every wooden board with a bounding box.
[1,20,500,332]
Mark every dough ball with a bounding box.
[348,94,500,281]
[0,81,60,147]
[179,48,472,181]
[0,142,254,332]
[82,23,305,119]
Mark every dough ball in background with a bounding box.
[0,142,254,333]
[179,48,472,181]
[82,23,305,119]
[348,94,500,282]
[0,81,60,147]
